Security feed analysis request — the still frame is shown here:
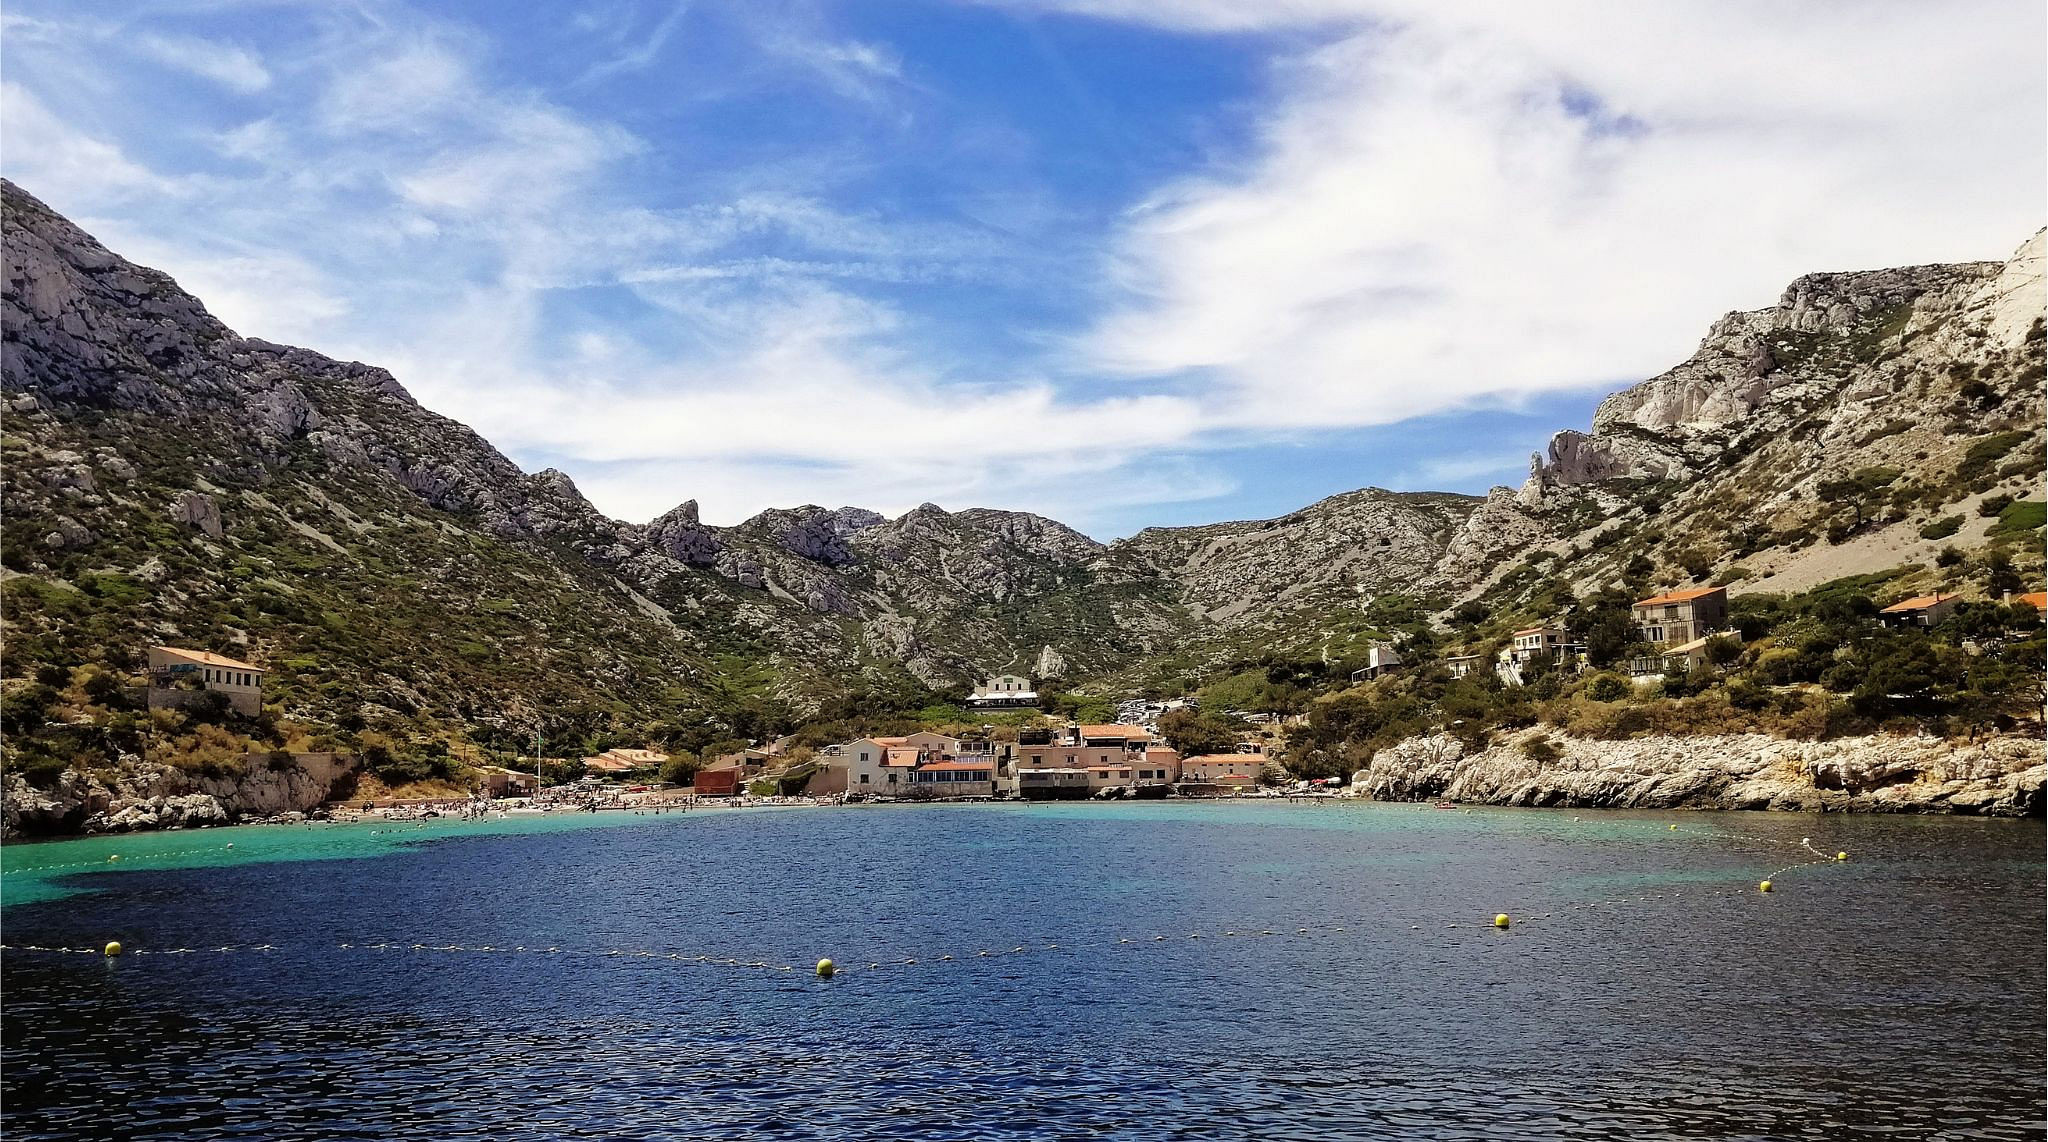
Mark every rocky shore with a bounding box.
[1350,732,2044,817]
[2,752,355,841]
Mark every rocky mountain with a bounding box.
[3,174,2041,789]
[1452,231,2045,619]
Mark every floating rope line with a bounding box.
[4,815,1855,970]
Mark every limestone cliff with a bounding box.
[1350,732,2043,817]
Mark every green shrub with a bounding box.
[1994,499,2045,535]
[1979,493,2017,518]
[1585,674,1630,702]
[1919,516,1963,540]
[1957,432,2027,484]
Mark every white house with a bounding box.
[965,674,1038,708]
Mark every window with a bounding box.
[859,774,870,784]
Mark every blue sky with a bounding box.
[4,1,2042,538]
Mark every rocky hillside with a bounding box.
[3,173,2041,797]
[1459,232,2045,616]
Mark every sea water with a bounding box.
[2,802,2041,1140]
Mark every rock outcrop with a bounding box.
[1350,732,2043,817]
[1,752,359,840]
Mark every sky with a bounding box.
[3,1,2042,539]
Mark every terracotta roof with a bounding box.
[1632,587,1725,608]
[1077,724,1150,739]
[153,646,262,671]
[1880,593,1960,614]
[583,756,636,772]
[1180,754,1254,766]
[1664,636,1712,654]
[866,736,910,747]
[2015,592,2048,611]
[1143,747,1179,759]
[884,748,922,766]
[918,760,992,772]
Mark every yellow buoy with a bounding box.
[103,941,122,957]
[1758,880,1772,893]
[1493,913,1511,929]
[815,958,836,978]
[1668,824,1676,831]
[1836,852,1847,861]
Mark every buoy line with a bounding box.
[4,817,1855,972]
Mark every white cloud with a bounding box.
[134,33,270,94]
[1041,0,2045,432]
[0,82,179,206]
[3,0,2039,539]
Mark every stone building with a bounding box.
[146,646,264,717]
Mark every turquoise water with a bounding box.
[0,807,693,907]
[3,802,2042,1139]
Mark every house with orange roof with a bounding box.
[1179,754,1264,792]
[146,645,265,716]
[2010,591,2047,615]
[1879,593,1961,628]
[1631,586,1727,646]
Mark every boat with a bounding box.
[1433,800,1458,809]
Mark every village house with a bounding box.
[146,646,265,717]
[1442,654,1483,680]
[844,737,928,794]
[1137,746,1182,785]
[1879,593,1962,628]
[1017,768,1091,799]
[1631,587,1728,646]
[1625,632,1741,679]
[907,759,996,798]
[477,767,540,798]
[1179,754,1263,791]
[902,731,961,757]
[964,674,1039,709]
[582,747,668,776]
[1085,763,1137,794]
[1505,625,1579,664]
[693,760,745,797]
[1348,642,1404,683]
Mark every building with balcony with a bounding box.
[1631,587,1728,646]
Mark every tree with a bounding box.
[1157,709,1241,757]
[1980,548,2024,598]
[659,751,702,786]
[1817,466,1903,533]
[1569,592,1642,668]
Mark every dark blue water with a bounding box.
[3,802,2043,1140]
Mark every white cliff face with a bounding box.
[1,753,359,839]
[1351,732,2043,817]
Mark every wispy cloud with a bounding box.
[134,32,270,93]
[576,1,691,86]
[0,0,2039,539]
